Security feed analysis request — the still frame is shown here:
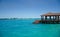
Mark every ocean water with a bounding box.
[0,18,60,37]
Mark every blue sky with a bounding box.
[0,0,60,18]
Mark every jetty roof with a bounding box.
[41,12,60,16]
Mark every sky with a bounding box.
[0,0,60,18]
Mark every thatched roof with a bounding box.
[41,12,60,16]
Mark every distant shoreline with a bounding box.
[0,18,40,20]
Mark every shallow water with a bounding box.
[0,18,60,37]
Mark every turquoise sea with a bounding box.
[0,18,60,37]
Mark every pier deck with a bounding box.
[33,12,60,24]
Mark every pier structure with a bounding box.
[40,12,60,24]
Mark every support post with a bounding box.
[45,16,47,20]
[49,16,51,21]
[58,16,59,20]
[55,16,57,20]
[53,16,54,20]
[41,16,44,21]
[45,16,47,24]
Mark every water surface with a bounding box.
[0,18,60,37]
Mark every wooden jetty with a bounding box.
[33,12,60,24]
